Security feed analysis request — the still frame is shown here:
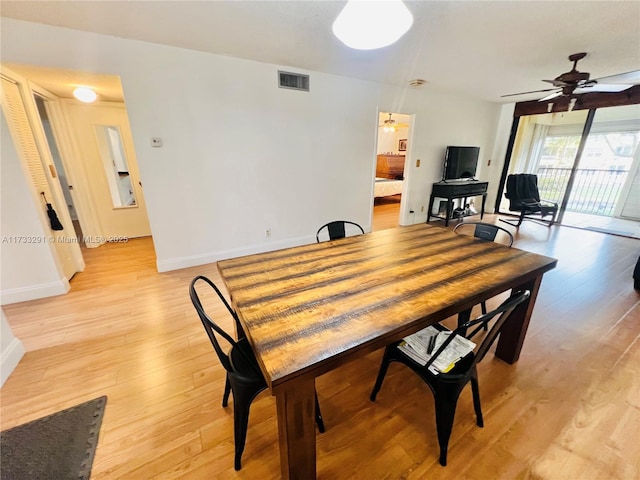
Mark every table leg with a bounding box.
[445,199,452,227]
[495,275,542,363]
[275,376,316,480]
[427,194,435,224]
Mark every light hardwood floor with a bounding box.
[2,207,639,479]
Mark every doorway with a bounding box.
[372,111,412,230]
[33,93,84,241]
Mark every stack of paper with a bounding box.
[397,325,476,374]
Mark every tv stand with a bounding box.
[441,177,477,183]
[427,180,488,227]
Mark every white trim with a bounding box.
[157,235,319,272]
[1,278,70,305]
[1,337,25,387]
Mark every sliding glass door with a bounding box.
[496,110,588,215]
[497,104,640,235]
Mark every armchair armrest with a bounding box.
[539,199,559,208]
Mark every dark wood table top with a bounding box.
[217,223,557,391]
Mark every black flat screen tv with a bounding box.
[443,146,479,180]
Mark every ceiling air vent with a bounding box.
[278,71,310,91]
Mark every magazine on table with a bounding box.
[398,325,476,374]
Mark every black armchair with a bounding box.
[500,174,558,228]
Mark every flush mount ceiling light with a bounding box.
[332,0,414,50]
[73,86,97,103]
[383,113,397,132]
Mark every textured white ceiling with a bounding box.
[2,1,639,103]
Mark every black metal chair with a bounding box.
[500,174,558,228]
[370,291,530,467]
[189,275,325,471]
[453,221,514,317]
[316,220,364,243]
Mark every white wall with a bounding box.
[1,18,502,274]
[1,110,69,304]
[1,309,25,387]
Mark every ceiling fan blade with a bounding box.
[592,70,640,85]
[538,91,563,102]
[574,83,633,94]
[501,87,559,98]
[543,79,571,87]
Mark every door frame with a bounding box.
[30,83,105,249]
[370,109,416,228]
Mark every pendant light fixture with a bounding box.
[332,0,414,50]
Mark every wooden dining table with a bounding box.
[217,223,557,479]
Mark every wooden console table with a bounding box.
[427,180,488,227]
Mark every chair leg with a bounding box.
[222,375,231,407]
[315,392,325,433]
[370,347,393,401]
[230,383,257,471]
[470,375,484,428]
[480,302,488,330]
[433,395,459,467]
[457,308,472,336]
[516,210,526,227]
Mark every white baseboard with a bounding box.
[1,279,70,305]
[156,235,316,272]
[1,337,25,387]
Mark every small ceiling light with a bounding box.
[332,0,414,50]
[73,87,97,103]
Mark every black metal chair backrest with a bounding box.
[424,290,530,374]
[453,221,514,246]
[189,275,250,373]
[316,220,365,242]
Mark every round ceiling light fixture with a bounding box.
[73,86,97,103]
[332,0,414,50]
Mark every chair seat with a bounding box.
[394,341,475,378]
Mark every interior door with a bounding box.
[64,102,151,239]
[1,73,80,280]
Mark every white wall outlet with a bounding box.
[150,137,163,147]
[266,229,272,238]
[420,206,424,212]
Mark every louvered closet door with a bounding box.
[1,75,78,279]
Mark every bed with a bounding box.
[375,177,404,198]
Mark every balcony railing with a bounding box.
[537,167,629,216]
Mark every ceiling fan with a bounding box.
[501,53,640,102]
[379,113,410,132]
[380,113,397,132]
